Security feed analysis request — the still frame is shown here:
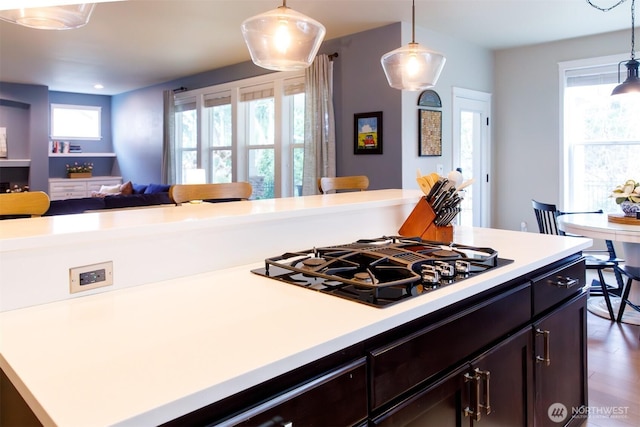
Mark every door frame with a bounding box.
[452,87,492,227]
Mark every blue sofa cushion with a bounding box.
[144,183,171,194]
[44,198,106,216]
[103,193,172,208]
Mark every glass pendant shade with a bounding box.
[0,3,95,30]
[612,59,640,95]
[241,4,326,71]
[381,42,446,91]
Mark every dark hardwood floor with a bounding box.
[584,305,640,426]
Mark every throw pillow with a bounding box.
[99,184,121,194]
[120,181,133,196]
[132,183,148,194]
[144,183,171,194]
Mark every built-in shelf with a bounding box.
[49,153,116,158]
[0,159,31,167]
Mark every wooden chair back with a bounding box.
[531,199,625,289]
[319,176,369,194]
[0,191,51,217]
[531,199,563,235]
[169,183,253,205]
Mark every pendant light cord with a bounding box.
[632,0,636,60]
[587,0,635,60]
[411,0,416,43]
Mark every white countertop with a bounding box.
[0,225,591,426]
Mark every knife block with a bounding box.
[398,197,454,243]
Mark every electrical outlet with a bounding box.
[70,261,113,294]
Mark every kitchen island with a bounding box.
[0,191,592,426]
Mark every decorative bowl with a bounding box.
[620,200,640,217]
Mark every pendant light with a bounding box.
[0,3,96,30]
[612,0,640,95]
[381,0,446,91]
[241,0,326,71]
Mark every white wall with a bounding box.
[402,24,494,191]
[493,30,628,232]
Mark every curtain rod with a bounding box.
[328,52,339,61]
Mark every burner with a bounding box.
[353,272,373,284]
[432,249,460,258]
[253,236,512,308]
[301,258,326,268]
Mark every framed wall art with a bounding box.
[354,111,382,154]
[419,110,442,156]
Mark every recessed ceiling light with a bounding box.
[93,83,104,89]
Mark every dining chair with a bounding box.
[531,199,624,320]
[0,191,51,218]
[318,176,369,194]
[169,183,253,205]
[615,265,640,323]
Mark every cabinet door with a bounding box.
[49,181,87,200]
[533,292,587,427]
[372,327,533,427]
[468,327,533,426]
[371,363,468,427]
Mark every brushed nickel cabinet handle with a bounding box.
[476,368,491,415]
[548,275,578,288]
[463,371,482,421]
[536,328,551,366]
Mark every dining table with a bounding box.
[558,212,640,324]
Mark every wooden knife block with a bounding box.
[398,197,454,243]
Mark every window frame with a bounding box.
[173,71,305,198]
[50,103,102,140]
[559,54,640,212]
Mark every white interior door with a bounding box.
[452,88,492,227]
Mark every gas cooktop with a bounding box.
[251,236,512,308]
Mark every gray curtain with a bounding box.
[161,89,176,185]
[302,54,336,195]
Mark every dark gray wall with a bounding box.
[327,24,403,190]
[0,82,49,191]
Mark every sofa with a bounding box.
[44,182,173,216]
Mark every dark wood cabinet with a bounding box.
[533,294,588,427]
[165,254,587,427]
[372,327,533,427]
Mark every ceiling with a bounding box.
[0,0,633,95]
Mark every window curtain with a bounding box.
[302,54,336,195]
[161,89,176,185]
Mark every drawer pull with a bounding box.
[477,368,491,415]
[547,276,578,289]
[535,328,551,366]
[463,370,482,421]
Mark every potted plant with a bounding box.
[66,162,93,179]
[610,179,640,217]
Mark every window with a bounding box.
[51,104,101,140]
[560,56,640,212]
[175,97,197,183]
[173,72,305,199]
